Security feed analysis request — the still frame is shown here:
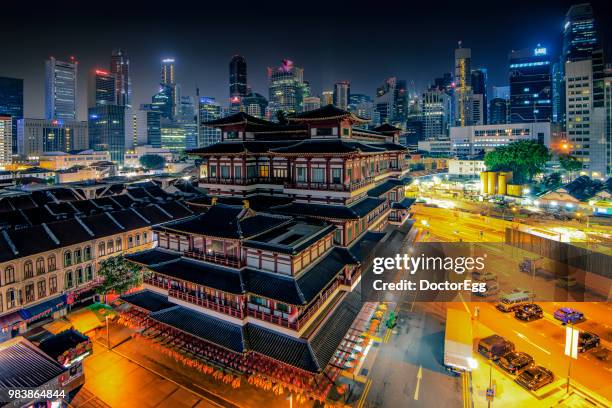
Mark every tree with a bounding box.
[276,110,288,125]
[558,154,582,174]
[542,172,562,189]
[484,140,550,184]
[95,256,142,296]
[139,154,166,170]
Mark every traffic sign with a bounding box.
[565,326,579,359]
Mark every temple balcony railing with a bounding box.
[169,289,244,319]
[184,249,242,268]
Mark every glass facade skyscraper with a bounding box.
[198,97,222,147]
[229,55,248,101]
[89,69,116,107]
[0,76,24,154]
[88,104,132,162]
[267,60,305,116]
[562,3,600,63]
[509,46,552,123]
[45,57,78,121]
[111,49,131,107]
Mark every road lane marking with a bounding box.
[357,379,373,408]
[514,331,551,355]
[414,365,423,400]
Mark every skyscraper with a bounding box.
[421,88,451,139]
[348,94,374,121]
[509,46,552,123]
[45,56,78,121]
[177,95,198,150]
[489,98,508,124]
[375,77,407,125]
[267,59,306,116]
[0,116,11,166]
[160,58,178,118]
[136,107,162,148]
[562,3,600,63]
[229,55,248,103]
[197,97,222,147]
[321,90,334,106]
[110,49,131,106]
[241,92,268,118]
[161,58,175,85]
[333,81,350,110]
[565,59,607,177]
[152,85,175,121]
[88,105,133,162]
[471,68,487,124]
[88,69,116,107]
[303,97,321,112]
[454,43,472,126]
[0,76,23,154]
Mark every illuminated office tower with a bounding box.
[509,46,552,123]
[241,92,268,118]
[111,49,131,106]
[88,69,116,107]
[88,105,132,162]
[454,43,472,126]
[0,76,23,154]
[267,59,306,115]
[303,97,321,112]
[45,56,78,121]
[321,90,334,106]
[0,116,11,166]
[197,97,222,147]
[421,88,451,139]
[229,55,248,107]
[333,81,350,110]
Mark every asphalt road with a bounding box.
[363,306,463,408]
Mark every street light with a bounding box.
[105,315,110,349]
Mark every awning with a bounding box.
[18,294,67,322]
[0,311,22,331]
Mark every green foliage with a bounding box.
[484,140,550,184]
[276,110,288,125]
[542,172,562,189]
[95,256,142,296]
[410,163,425,171]
[558,154,582,173]
[139,154,166,170]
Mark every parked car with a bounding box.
[478,335,515,360]
[515,366,554,391]
[514,304,543,322]
[579,332,600,353]
[554,307,584,324]
[497,351,534,374]
[474,281,499,297]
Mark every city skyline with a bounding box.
[2,0,611,120]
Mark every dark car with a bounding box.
[514,304,543,322]
[554,307,584,324]
[579,332,600,353]
[497,351,534,374]
[515,366,554,391]
[478,335,515,360]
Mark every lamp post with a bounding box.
[105,315,110,349]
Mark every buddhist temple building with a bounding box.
[120,105,415,401]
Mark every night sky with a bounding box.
[2,0,611,120]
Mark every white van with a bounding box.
[496,292,532,312]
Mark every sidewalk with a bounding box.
[80,319,314,408]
